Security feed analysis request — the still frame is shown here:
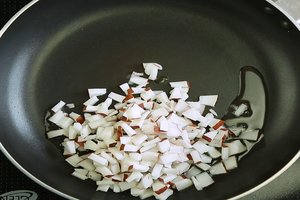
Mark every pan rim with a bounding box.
[0,1,76,200]
[265,0,300,31]
[0,0,299,199]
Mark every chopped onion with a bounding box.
[88,88,107,98]
[45,63,265,200]
[51,100,66,112]
[108,92,125,103]
[199,95,218,107]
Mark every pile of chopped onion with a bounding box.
[46,63,263,200]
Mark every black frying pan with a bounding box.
[0,0,300,199]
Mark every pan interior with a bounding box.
[0,0,300,199]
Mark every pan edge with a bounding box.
[0,1,77,199]
[0,0,299,199]
[265,0,300,30]
[230,150,300,200]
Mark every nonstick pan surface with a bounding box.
[0,0,300,199]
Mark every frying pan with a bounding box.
[0,0,300,199]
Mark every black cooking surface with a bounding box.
[0,2,62,199]
[0,1,299,200]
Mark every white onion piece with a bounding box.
[203,130,218,141]
[174,100,189,113]
[129,76,148,86]
[97,103,109,115]
[84,96,99,106]
[120,136,131,144]
[84,105,98,112]
[191,176,203,191]
[129,153,142,161]
[132,87,146,94]
[169,81,189,88]
[45,63,265,200]
[96,179,114,185]
[141,152,159,162]
[174,179,193,191]
[109,147,124,160]
[154,189,173,200]
[69,112,81,122]
[186,166,202,178]
[56,116,74,129]
[199,95,218,107]
[223,156,238,170]
[113,184,121,193]
[239,129,259,141]
[174,162,190,174]
[143,137,160,147]
[193,141,212,154]
[65,154,83,167]
[47,129,66,138]
[141,89,156,101]
[209,162,227,175]
[224,140,247,156]
[196,163,211,171]
[87,171,102,181]
[190,150,201,163]
[85,114,102,122]
[187,101,205,113]
[157,140,171,153]
[64,105,74,112]
[229,126,245,136]
[84,140,99,151]
[208,148,221,159]
[122,144,138,152]
[131,187,145,197]
[131,134,148,146]
[108,92,125,103]
[80,125,91,138]
[139,189,154,199]
[143,63,162,80]
[88,153,108,166]
[151,164,163,179]
[48,110,65,124]
[121,122,136,136]
[95,166,113,176]
[182,108,202,121]
[209,108,218,116]
[63,140,76,155]
[110,164,121,174]
[119,83,130,94]
[139,143,156,153]
[72,170,88,180]
[126,172,143,183]
[78,159,95,171]
[96,185,110,192]
[151,107,169,118]
[161,174,177,184]
[195,172,214,188]
[140,174,154,189]
[169,87,183,99]
[119,182,135,191]
[51,100,66,112]
[156,92,170,103]
[66,103,75,109]
[200,154,212,164]
[88,88,106,98]
[233,103,248,117]
[100,151,117,164]
[152,181,167,193]
[222,146,230,160]
[159,153,178,164]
